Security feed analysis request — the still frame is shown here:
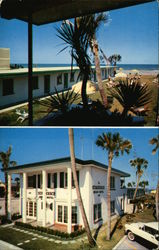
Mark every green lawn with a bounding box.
[0,207,155,250]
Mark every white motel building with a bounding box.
[0,48,115,109]
[6,157,130,233]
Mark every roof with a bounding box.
[144,222,159,231]
[3,157,130,177]
[0,65,113,78]
[0,0,154,26]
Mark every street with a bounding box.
[114,236,157,250]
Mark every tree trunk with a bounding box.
[68,128,96,247]
[106,152,113,240]
[4,172,8,217]
[92,37,108,108]
[121,108,129,120]
[81,73,88,109]
[156,180,159,221]
[133,175,141,213]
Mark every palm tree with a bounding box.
[109,80,152,118]
[108,54,122,76]
[86,13,109,108]
[0,146,16,217]
[96,132,132,240]
[130,157,148,212]
[149,135,159,220]
[56,18,92,108]
[127,182,132,188]
[68,128,96,247]
[149,135,159,155]
[139,180,149,193]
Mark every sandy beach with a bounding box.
[117,69,159,76]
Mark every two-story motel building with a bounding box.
[5,157,130,233]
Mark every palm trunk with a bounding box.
[92,37,108,108]
[133,175,140,213]
[81,73,88,109]
[156,180,159,221]
[5,172,8,217]
[107,152,113,241]
[68,128,96,247]
[122,108,129,120]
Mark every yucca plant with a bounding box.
[109,80,152,118]
[37,88,80,115]
[56,18,92,108]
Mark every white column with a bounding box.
[23,172,27,223]
[67,166,72,233]
[19,174,22,215]
[8,173,12,220]
[42,170,46,227]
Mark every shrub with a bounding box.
[0,215,12,225]
[12,213,22,221]
[15,221,85,239]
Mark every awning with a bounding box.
[0,0,155,25]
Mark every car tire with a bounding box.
[127,231,135,241]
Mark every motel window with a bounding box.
[47,173,51,188]
[26,201,37,217]
[57,205,68,224]
[33,76,39,90]
[28,175,36,188]
[38,174,42,188]
[110,176,115,190]
[60,172,67,188]
[70,72,75,82]
[64,206,68,223]
[111,200,115,215]
[53,173,57,188]
[94,204,102,223]
[57,74,62,85]
[72,171,79,188]
[2,79,14,96]
[58,205,63,222]
[72,206,77,224]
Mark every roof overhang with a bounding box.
[2,157,130,177]
[0,0,155,25]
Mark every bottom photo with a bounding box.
[0,128,158,250]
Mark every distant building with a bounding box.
[4,157,129,233]
[0,48,115,109]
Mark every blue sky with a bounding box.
[0,128,158,189]
[0,1,158,64]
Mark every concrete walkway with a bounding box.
[0,240,22,250]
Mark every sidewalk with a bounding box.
[0,240,22,250]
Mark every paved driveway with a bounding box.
[113,235,155,250]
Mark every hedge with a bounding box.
[15,221,85,239]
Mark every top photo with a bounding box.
[0,0,158,127]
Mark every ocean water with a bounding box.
[20,63,158,71]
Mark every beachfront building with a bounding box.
[5,157,130,233]
[0,48,114,109]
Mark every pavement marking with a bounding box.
[69,240,76,244]
[48,239,54,242]
[32,238,37,240]
[62,241,69,244]
[55,240,62,243]
[17,243,23,246]
[125,240,137,250]
[24,240,30,243]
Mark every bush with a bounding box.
[12,213,22,221]
[0,215,12,225]
[15,221,85,239]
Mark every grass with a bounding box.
[0,207,155,250]
[0,75,158,126]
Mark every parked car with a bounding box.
[125,222,159,248]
